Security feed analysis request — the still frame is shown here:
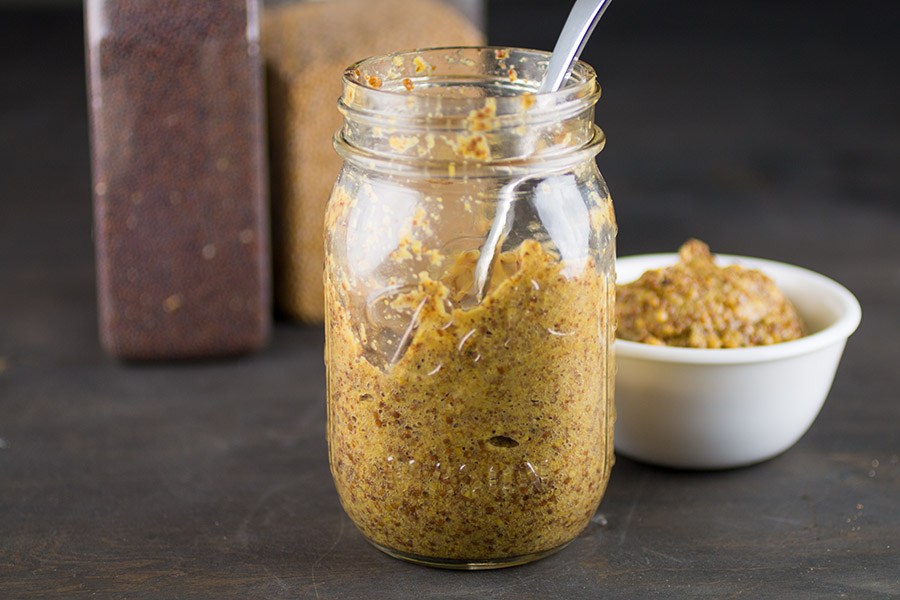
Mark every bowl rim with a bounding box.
[614,253,862,365]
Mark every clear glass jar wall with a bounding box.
[324,47,616,569]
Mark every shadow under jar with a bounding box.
[324,47,616,569]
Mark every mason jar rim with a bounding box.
[340,46,600,119]
[335,46,604,175]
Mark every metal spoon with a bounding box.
[471,0,612,301]
[540,0,613,93]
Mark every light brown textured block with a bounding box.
[263,0,485,322]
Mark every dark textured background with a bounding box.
[1,1,899,597]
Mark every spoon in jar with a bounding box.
[471,0,612,301]
[540,0,613,94]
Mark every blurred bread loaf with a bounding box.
[263,0,485,322]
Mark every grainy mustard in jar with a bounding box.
[324,47,616,569]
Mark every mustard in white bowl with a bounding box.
[614,252,861,469]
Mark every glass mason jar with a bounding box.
[324,47,615,569]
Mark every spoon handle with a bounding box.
[539,0,613,93]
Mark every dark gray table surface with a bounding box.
[2,2,899,598]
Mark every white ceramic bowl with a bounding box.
[614,253,861,469]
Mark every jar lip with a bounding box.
[341,46,599,117]
[338,47,602,168]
